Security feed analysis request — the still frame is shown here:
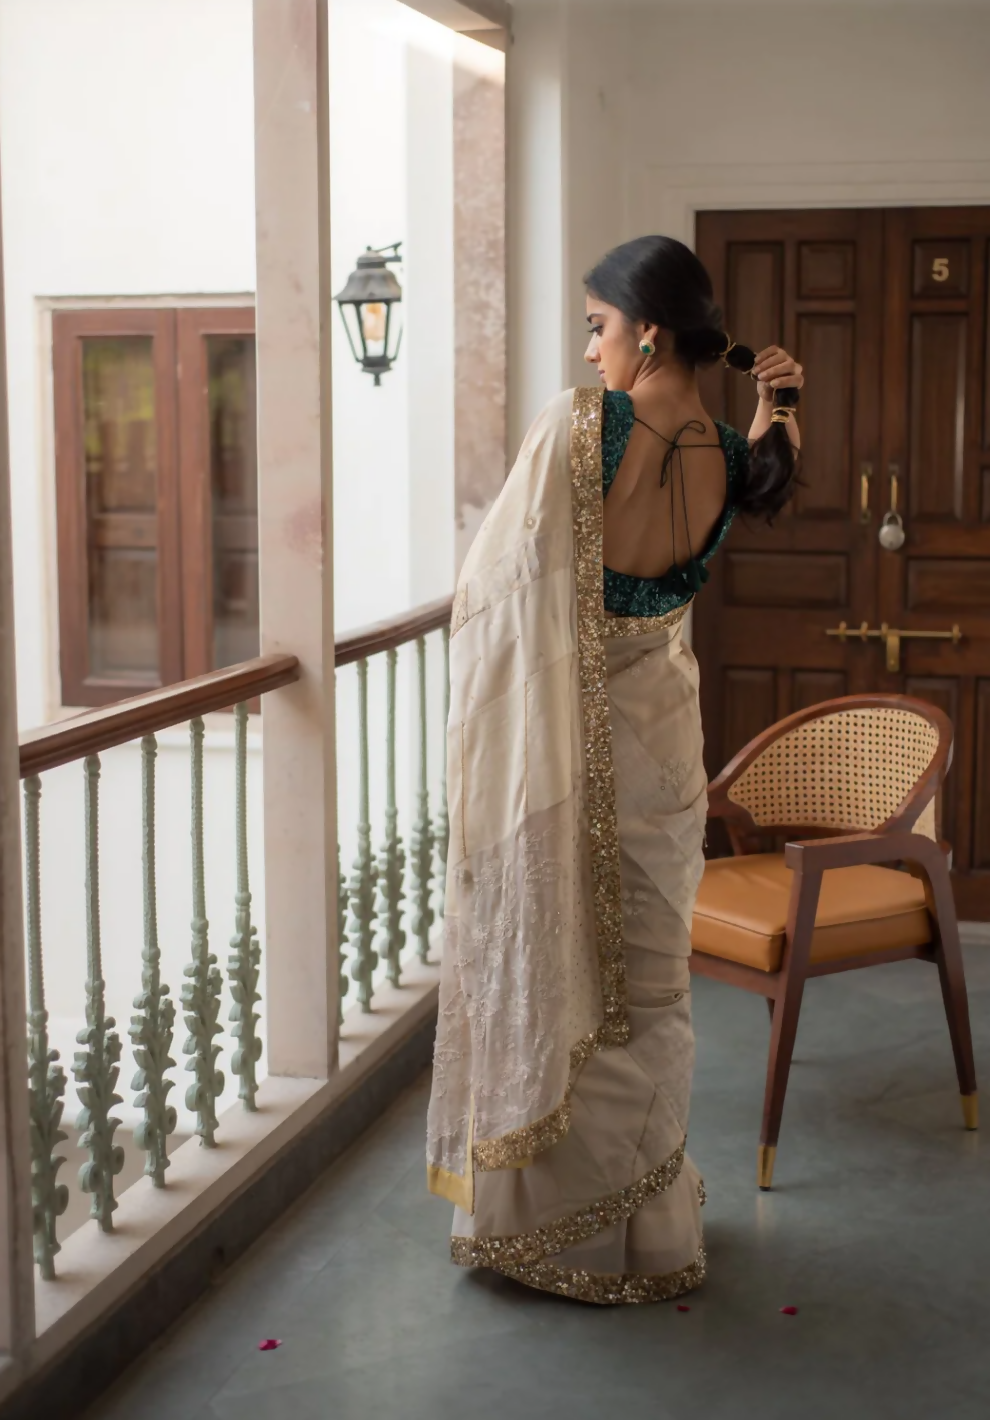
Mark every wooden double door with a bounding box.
[695,206,990,918]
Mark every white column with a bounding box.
[254,0,339,1078]
[453,33,507,573]
[506,0,565,459]
[0,144,35,1356]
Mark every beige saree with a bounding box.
[427,386,707,1303]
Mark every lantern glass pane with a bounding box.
[361,302,387,346]
[338,302,367,363]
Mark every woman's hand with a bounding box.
[752,346,804,403]
[747,345,803,449]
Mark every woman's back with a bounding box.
[602,399,729,580]
[599,389,750,617]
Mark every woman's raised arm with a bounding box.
[747,345,803,450]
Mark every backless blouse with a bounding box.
[601,389,750,618]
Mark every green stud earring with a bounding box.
[640,340,655,355]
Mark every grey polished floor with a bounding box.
[89,947,990,1420]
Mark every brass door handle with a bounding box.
[860,462,873,523]
[826,621,962,673]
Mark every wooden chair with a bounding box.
[690,693,978,1190]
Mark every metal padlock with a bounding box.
[878,510,905,551]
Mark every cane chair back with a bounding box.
[722,698,950,840]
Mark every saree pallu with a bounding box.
[428,387,706,1303]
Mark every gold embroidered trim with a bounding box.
[473,1026,607,1170]
[493,1244,706,1306]
[605,603,690,639]
[473,1096,570,1171]
[426,1161,473,1211]
[698,1178,707,1207]
[453,1140,686,1267]
[570,387,628,1048]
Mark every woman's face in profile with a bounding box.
[584,294,651,391]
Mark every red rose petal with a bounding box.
[258,1339,283,1350]
[676,1304,691,1312]
[779,1306,798,1316]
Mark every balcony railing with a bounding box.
[22,596,451,1289]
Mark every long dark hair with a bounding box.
[585,235,799,521]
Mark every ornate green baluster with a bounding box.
[181,717,225,1145]
[409,636,435,962]
[25,775,68,1278]
[72,755,124,1230]
[374,648,406,987]
[228,703,262,1110]
[348,658,378,1010]
[129,735,177,1186]
[337,840,349,1024]
[435,626,451,919]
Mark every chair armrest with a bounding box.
[784,831,948,876]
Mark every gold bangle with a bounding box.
[771,406,793,423]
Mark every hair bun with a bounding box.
[674,328,726,365]
[674,329,755,372]
[724,341,755,374]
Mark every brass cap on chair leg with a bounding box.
[757,1144,777,1191]
[961,1093,979,1131]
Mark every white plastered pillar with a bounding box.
[0,140,35,1360]
[254,0,340,1078]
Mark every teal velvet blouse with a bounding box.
[601,389,749,618]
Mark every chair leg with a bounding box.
[757,867,821,1190]
[928,866,978,1128]
[758,977,807,1189]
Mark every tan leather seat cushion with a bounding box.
[692,853,931,973]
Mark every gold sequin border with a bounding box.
[473,1096,570,1171]
[493,1244,706,1306]
[473,1027,607,1170]
[605,602,690,639]
[453,1140,686,1268]
[570,386,629,1048]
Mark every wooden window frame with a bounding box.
[52,304,256,708]
[177,306,257,681]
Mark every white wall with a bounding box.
[507,0,990,453]
[329,0,458,629]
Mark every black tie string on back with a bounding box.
[631,416,723,594]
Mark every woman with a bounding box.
[427,235,804,1304]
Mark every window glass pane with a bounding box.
[208,335,259,668]
[82,337,159,679]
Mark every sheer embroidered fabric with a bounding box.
[427,390,612,1208]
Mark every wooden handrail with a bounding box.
[19,655,301,777]
[17,594,454,776]
[334,594,453,668]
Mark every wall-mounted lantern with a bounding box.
[333,242,403,385]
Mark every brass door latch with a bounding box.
[826,621,962,673]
